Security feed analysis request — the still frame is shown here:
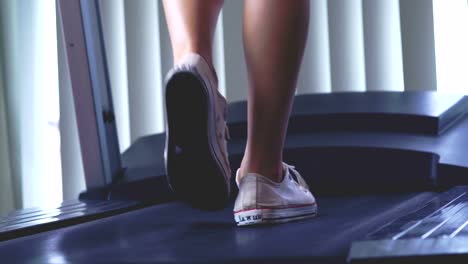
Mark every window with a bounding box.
[433,0,468,93]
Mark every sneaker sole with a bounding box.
[234,204,318,226]
[165,70,229,210]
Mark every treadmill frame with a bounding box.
[58,0,122,190]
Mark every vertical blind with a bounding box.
[1,0,468,213]
[1,0,62,211]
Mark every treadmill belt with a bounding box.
[0,192,436,264]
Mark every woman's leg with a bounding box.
[240,0,310,182]
[162,0,223,67]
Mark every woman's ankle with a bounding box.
[173,46,213,67]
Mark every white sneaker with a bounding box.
[164,53,231,210]
[234,162,318,226]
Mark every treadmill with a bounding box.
[1,1,468,263]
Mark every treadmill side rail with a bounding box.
[348,186,468,263]
[58,0,122,189]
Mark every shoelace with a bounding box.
[283,162,310,190]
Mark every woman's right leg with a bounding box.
[233,0,317,226]
[240,0,310,182]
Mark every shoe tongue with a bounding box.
[283,163,310,189]
[286,166,298,183]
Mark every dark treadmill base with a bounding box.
[0,192,437,263]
